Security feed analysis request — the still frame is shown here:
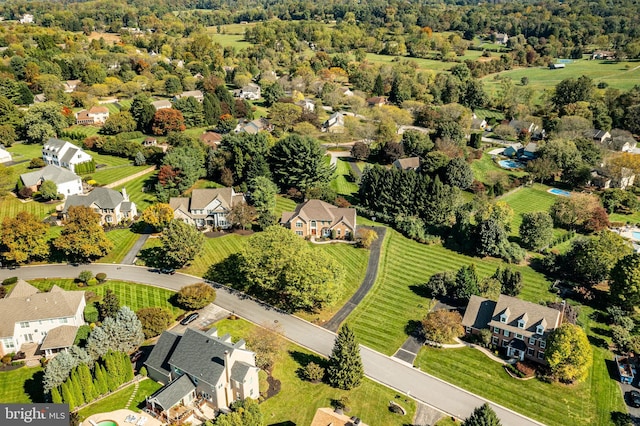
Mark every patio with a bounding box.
[82,409,162,426]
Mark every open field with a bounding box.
[482,59,640,96]
[180,233,247,277]
[29,279,184,317]
[347,229,555,354]
[499,184,561,235]
[331,158,359,197]
[98,229,141,264]
[275,195,297,219]
[0,367,43,403]
[610,210,640,225]
[64,125,101,137]
[113,170,158,212]
[77,378,162,421]
[215,318,416,425]
[471,153,528,186]
[0,196,59,221]
[91,164,149,186]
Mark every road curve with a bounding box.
[0,264,544,426]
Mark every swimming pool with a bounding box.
[96,421,118,426]
[632,231,640,241]
[498,159,524,169]
[548,188,571,197]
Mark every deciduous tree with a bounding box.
[159,220,205,268]
[54,206,113,263]
[610,254,640,311]
[545,323,592,383]
[0,211,50,264]
[519,211,554,251]
[151,109,186,135]
[227,202,257,230]
[39,180,58,200]
[136,307,174,338]
[141,203,174,232]
[176,283,216,310]
[422,309,464,343]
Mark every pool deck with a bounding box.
[83,409,162,426]
[547,188,571,197]
[614,226,640,243]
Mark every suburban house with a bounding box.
[587,129,612,144]
[174,90,204,103]
[236,83,261,100]
[33,93,46,103]
[295,98,315,112]
[280,199,356,239]
[339,87,354,97]
[508,119,540,136]
[322,112,345,133]
[63,79,81,93]
[19,13,34,24]
[366,96,387,107]
[519,142,539,160]
[170,188,245,230]
[75,106,110,125]
[0,280,85,358]
[591,50,616,60]
[152,99,173,110]
[20,164,83,198]
[393,157,421,171]
[462,294,562,363]
[62,187,137,225]
[42,138,93,173]
[549,63,566,69]
[234,118,273,135]
[494,33,509,45]
[0,146,12,163]
[199,131,223,147]
[602,131,637,152]
[502,143,523,158]
[310,407,368,426]
[145,327,259,423]
[143,137,168,152]
[590,167,636,190]
[471,117,487,131]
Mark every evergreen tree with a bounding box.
[104,351,120,392]
[43,351,78,392]
[463,403,502,426]
[98,289,120,320]
[373,74,384,96]
[61,381,75,410]
[327,324,364,390]
[93,364,109,396]
[51,386,62,404]
[114,306,145,353]
[86,325,110,360]
[77,363,96,402]
[203,93,222,126]
[69,368,85,406]
[453,264,480,302]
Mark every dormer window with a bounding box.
[536,324,544,335]
[500,314,507,323]
[517,319,525,329]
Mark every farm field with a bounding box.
[347,229,554,355]
[29,279,184,317]
[482,58,640,96]
[215,317,416,425]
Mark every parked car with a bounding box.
[159,268,175,275]
[180,312,199,325]
[628,390,640,408]
[130,350,144,363]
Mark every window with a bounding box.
[465,326,471,334]
[529,337,536,345]
[60,318,68,324]
[537,351,544,359]
[540,340,546,349]
[20,322,29,328]
[337,229,342,236]
[527,347,534,356]
[517,319,525,329]
[296,222,303,228]
[4,339,14,349]
[493,327,499,333]
[502,340,509,347]
[515,333,523,340]
[500,315,507,323]
[311,221,317,228]
[536,325,544,335]
[503,330,510,337]
[296,231,303,236]
[492,336,499,345]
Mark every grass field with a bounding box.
[91,164,149,185]
[180,233,248,277]
[98,229,141,264]
[77,378,162,421]
[112,170,158,212]
[610,210,640,225]
[499,184,560,235]
[482,59,640,96]
[0,196,59,221]
[0,367,43,403]
[29,279,184,317]
[471,153,528,185]
[347,229,555,354]
[472,108,505,121]
[215,318,416,425]
[331,158,359,197]
[275,195,297,219]
[64,125,101,137]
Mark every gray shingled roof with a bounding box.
[231,362,253,382]
[20,165,80,187]
[148,374,196,411]
[462,295,497,330]
[63,187,124,212]
[393,157,421,170]
[43,137,68,152]
[145,331,182,380]
[60,147,79,164]
[487,294,561,339]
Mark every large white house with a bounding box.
[20,164,83,198]
[42,138,93,174]
[170,188,245,230]
[75,106,110,125]
[0,280,85,358]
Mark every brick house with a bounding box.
[462,294,562,363]
[280,199,356,239]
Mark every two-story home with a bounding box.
[170,188,245,230]
[145,327,259,423]
[280,199,356,240]
[42,138,93,174]
[0,280,85,358]
[20,164,83,198]
[234,118,272,135]
[62,187,137,225]
[322,112,345,133]
[173,90,204,103]
[151,99,173,111]
[462,294,562,363]
[236,83,261,100]
[75,106,110,125]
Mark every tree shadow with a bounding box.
[591,327,610,339]
[290,350,328,381]
[204,254,244,288]
[405,320,424,338]
[268,422,296,426]
[588,335,609,349]
[137,246,164,268]
[605,359,620,381]
[24,370,45,403]
[408,284,431,298]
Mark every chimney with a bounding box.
[122,187,129,201]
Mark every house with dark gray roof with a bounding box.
[0,280,85,358]
[462,294,562,363]
[62,187,137,225]
[280,199,356,240]
[145,328,259,422]
[170,188,245,230]
[42,138,93,174]
[393,157,421,171]
[20,165,83,198]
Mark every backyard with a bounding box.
[77,378,162,421]
[0,366,43,403]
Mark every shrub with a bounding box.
[302,362,325,382]
[2,277,18,286]
[175,283,216,310]
[136,307,173,338]
[84,304,99,323]
[28,158,46,169]
[1,355,11,365]
[139,366,148,377]
[515,361,536,377]
[95,273,107,283]
[355,228,378,249]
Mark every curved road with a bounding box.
[1,265,543,426]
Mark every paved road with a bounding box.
[1,265,544,426]
[324,227,386,332]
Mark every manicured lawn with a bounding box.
[185,179,224,193]
[113,170,158,212]
[89,150,135,168]
[29,279,184,317]
[77,378,162,421]
[470,153,527,186]
[98,229,141,264]
[64,125,100,137]
[472,108,505,121]
[91,164,150,186]
[499,184,558,235]
[0,366,44,403]
[180,233,248,277]
[347,229,554,354]
[0,196,59,221]
[610,210,640,225]
[7,143,45,175]
[215,318,416,425]
[331,158,359,197]
[275,195,297,219]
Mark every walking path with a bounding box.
[323,226,387,332]
[0,265,544,426]
[104,165,156,189]
[124,379,140,409]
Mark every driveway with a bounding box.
[1,265,543,425]
[620,382,640,425]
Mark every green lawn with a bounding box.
[215,318,416,425]
[7,143,45,175]
[472,108,505,121]
[0,366,44,403]
[331,158,359,197]
[112,170,158,212]
[89,150,135,168]
[470,153,528,186]
[29,279,184,317]
[610,210,640,225]
[499,184,559,235]
[180,233,248,277]
[91,164,149,185]
[64,125,100,137]
[77,378,162,421]
[275,195,297,219]
[98,229,141,264]
[347,229,554,354]
[0,196,59,221]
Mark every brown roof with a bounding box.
[169,188,245,218]
[88,105,109,114]
[310,407,367,426]
[40,325,79,350]
[486,294,561,339]
[199,132,222,146]
[281,199,356,231]
[7,280,39,299]
[366,96,386,105]
[393,157,421,170]
[0,283,84,338]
